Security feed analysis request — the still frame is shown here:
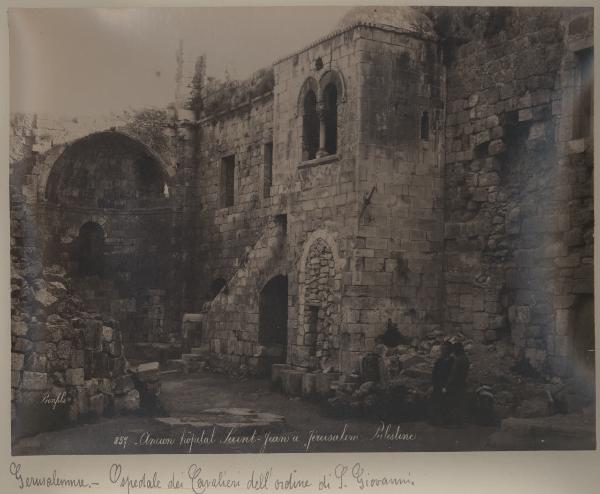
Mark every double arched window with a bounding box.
[299,71,344,161]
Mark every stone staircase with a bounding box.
[172,215,288,376]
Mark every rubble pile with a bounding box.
[321,329,595,423]
[11,259,163,439]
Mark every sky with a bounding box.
[9,7,351,117]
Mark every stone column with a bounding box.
[316,101,328,158]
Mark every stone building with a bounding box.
[10,6,595,408]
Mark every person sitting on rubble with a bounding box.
[429,340,454,425]
[446,341,470,426]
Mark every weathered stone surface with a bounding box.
[271,364,290,386]
[89,393,105,416]
[11,353,25,371]
[114,389,140,414]
[113,374,135,395]
[65,368,84,386]
[135,362,160,382]
[22,371,47,391]
[280,369,305,397]
[301,372,316,397]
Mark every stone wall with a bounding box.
[273,27,361,374]
[442,7,594,377]
[202,215,287,374]
[189,91,276,309]
[351,25,446,348]
[10,116,187,351]
[9,7,594,386]
[10,192,141,440]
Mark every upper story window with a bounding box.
[323,83,338,155]
[263,142,273,198]
[298,71,344,164]
[221,154,235,208]
[302,90,319,161]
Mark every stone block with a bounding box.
[166,359,186,373]
[484,330,498,343]
[65,368,84,386]
[114,389,140,414]
[97,378,112,394]
[566,139,585,155]
[89,393,105,417]
[302,372,316,397]
[102,326,114,343]
[112,374,134,395]
[518,109,532,121]
[280,369,305,396]
[11,371,21,388]
[397,353,423,369]
[11,353,24,371]
[488,139,505,156]
[22,371,47,391]
[25,353,47,372]
[144,381,161,396]
[57,340,72,360]
[135,362,160,383]
[271,364,290,386]
[70,350,85,368]
[315,372,339,396]
[84,379,98,396]
[13,337,33,353]
[11,320,28,337]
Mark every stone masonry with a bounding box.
[9,7,594,392]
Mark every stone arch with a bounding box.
[32,130,175,204]
[296,76,320,116]
[297,230,343,370]
[317,69,346,103]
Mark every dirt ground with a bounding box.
[11,371,593,455]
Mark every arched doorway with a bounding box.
[77,222,105,277]
[259,275,288,363]
[570,295,595,374]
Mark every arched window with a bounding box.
[323,83,338,155]
[302,90,319,161]
[77,222,105,277]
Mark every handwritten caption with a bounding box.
[9,461,415,492]
[112,422,415,453]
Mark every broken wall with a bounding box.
[442,7,594,377]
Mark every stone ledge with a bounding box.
[298,153,340,170]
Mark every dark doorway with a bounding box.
[77,222,105,277]
[258,275,288,362]
[570,295,595,372]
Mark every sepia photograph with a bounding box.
[8,5,596,456]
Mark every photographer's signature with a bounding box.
[41,392,67,410]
